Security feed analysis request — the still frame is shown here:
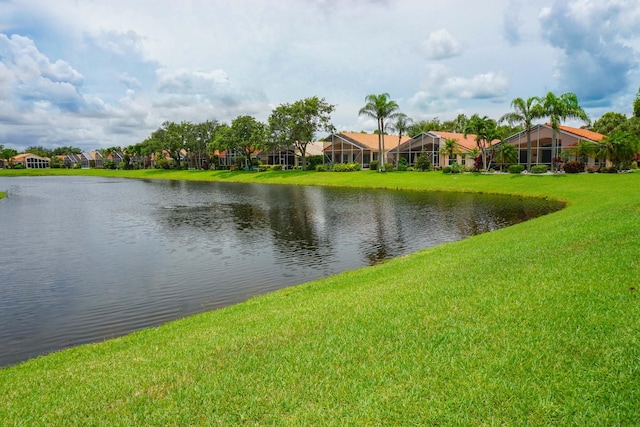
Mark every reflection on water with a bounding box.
[0,176,562,366]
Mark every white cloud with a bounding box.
[0,0,637,149]
[409,65,510,114]
[503,0,522,45]
[422,29,463,60]
[443,71,510,99]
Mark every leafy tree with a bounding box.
[442,113,469,133]
[269,97,335,170]
[358,93,400,172]
[597,131,640,170]
[408,118,441,137]
[634,87,640,119]
[592,112,628,135]
[216,115,267,168]
[500,96,544,171]
[414,150,432,171]
[387,113,413,167]
[52,146,82,156]
[464,114,499,172]
[539,92,590,172]
[0,147,18,167]
[25,146,52,157]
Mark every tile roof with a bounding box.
[550,124,604,142]
[333,132,412,151]
[429,131,482,150]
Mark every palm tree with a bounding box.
[464,114,499,172]
[438,138,461,165]
[388,113,413,167]
[567,139,598,163]
[493,143,518,171]
[499,96,544,171]
[539,92,590,172]
[359,93,400,172]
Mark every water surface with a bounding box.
[0,176,561,366]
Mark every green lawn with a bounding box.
[1,169,639,425]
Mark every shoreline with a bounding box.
[1,169,639,424]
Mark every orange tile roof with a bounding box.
[430,131,483,150]
[546,123,604,142]
[334,132,412,151]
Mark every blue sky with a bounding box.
[1,0,639,152]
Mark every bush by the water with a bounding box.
[315,164,328,172]
[369,160,380,171]
[530,165,549,174]
[509,164,525,174]
[397,157,409,171]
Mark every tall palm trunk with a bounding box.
[526,130,532,171]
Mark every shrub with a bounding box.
[397,158,409,171]
[369,160,380,171]
[13,163,25,169]
[563,161,585,174]
[509,164,525,174]
[315,164,327,172]
[631,161,638,170]
[73,162,82,169]
[332,162,361,172]
[384,163,395,172]
[271,164,283,171]
[415,152,431,171]
[530,165,548,174]
[406,167,415,172]
[306,155,324,170]
[599,166,618,173]
[450,162,463,174]
[155,158,170,169]
[442,166,452,174]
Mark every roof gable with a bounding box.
[335,132,411,151]
[552,124,604,142]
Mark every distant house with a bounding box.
[501,124,605,168]
[11,153,50,168]
[256,141,325,169]
[324,132,411,169]
[391,131,481,169]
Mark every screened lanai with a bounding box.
[500,124,604,168]
[324,132,411,169]
[391,131,479,168]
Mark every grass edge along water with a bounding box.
[1,169,639,425]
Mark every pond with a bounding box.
[0,176,562,366]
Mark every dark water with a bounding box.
[0,176,562,366]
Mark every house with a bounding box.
[323,132,411,169]
[256,141,325,169]
[10,153,50,168]
[501,124,605,168]
[391,131,481,169]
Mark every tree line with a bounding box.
[2,89,639,172]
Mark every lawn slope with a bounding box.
[1,170,639,425]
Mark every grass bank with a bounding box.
[1,169,639,425]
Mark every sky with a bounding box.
[1,0,639,152]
